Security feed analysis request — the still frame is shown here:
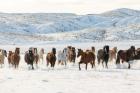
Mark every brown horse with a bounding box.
[11,48,20,68]
[8,51,13,67]
[67,46,76,64]
[33,48,39,67]
[116,46,135,69]
[77,49,95,70]
[109,47,117,62]
[46,48,56,68]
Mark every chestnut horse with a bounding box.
[11,48,20,68]
[109,47,117,62]
[97,45,110,68]
[77,49,95,70]
[8,51,13,67]
[46,48,56,68]
[116,46,135,69]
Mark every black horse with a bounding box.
[25,49,35,70]
[97,45,109,68]
[116,46,135,69]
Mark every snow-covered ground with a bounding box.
[0,41,140,93]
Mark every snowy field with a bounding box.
[0,41,140,93]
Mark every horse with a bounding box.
[67,46,76,64]
[116,46,135,69]
[77,49,95,70]
[8,51,13,67]
[46,48,56,68]
[0,49,7,67]
[33,48,39,68]
[11,48,20,69]
[24,49,35,70]
[97,45,110,68]
[39,48,44,64]
[57,48,67,66]
[109,47,117,62]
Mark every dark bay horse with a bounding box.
[46,48,56,68]
[33,48,39,67]
[97,45,110,68]
[67,46,76,64]
[116,46,135,69]
[25,49,35,70]
[11,48,20,68]
[77,49,95,70]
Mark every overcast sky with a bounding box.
[0,0,140,14]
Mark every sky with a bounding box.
[0,0,140,14]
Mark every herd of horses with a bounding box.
[0,45,140,70]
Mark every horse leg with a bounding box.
[105,61,108,69]
[128,63,131,69]
[31,61,34,70]
[116,54,120,64]
[53,61,55,68]
[85,63,88,70]
[64,60,67,67]
[79,61,82,70]
[58,60,61,65]
[93,59,95,68]
[98,58,100,65]
[90,62,93,68]
[102,60,104,68]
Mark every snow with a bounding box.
[0,41,140,93]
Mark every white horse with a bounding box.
[57,48,68,66]
[39,48,44,64]
[0,49,7,67]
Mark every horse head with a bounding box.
[52,48,56,55]
[77,49,83,57]
[103,45,109,54]
[91,46,95,53]
[15,48,20,54]
[113,47,117,53]
[4,50,7,57]
[130,46,136,57]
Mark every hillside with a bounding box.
[0,8,140,44]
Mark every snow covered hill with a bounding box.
[0,8,140,44]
